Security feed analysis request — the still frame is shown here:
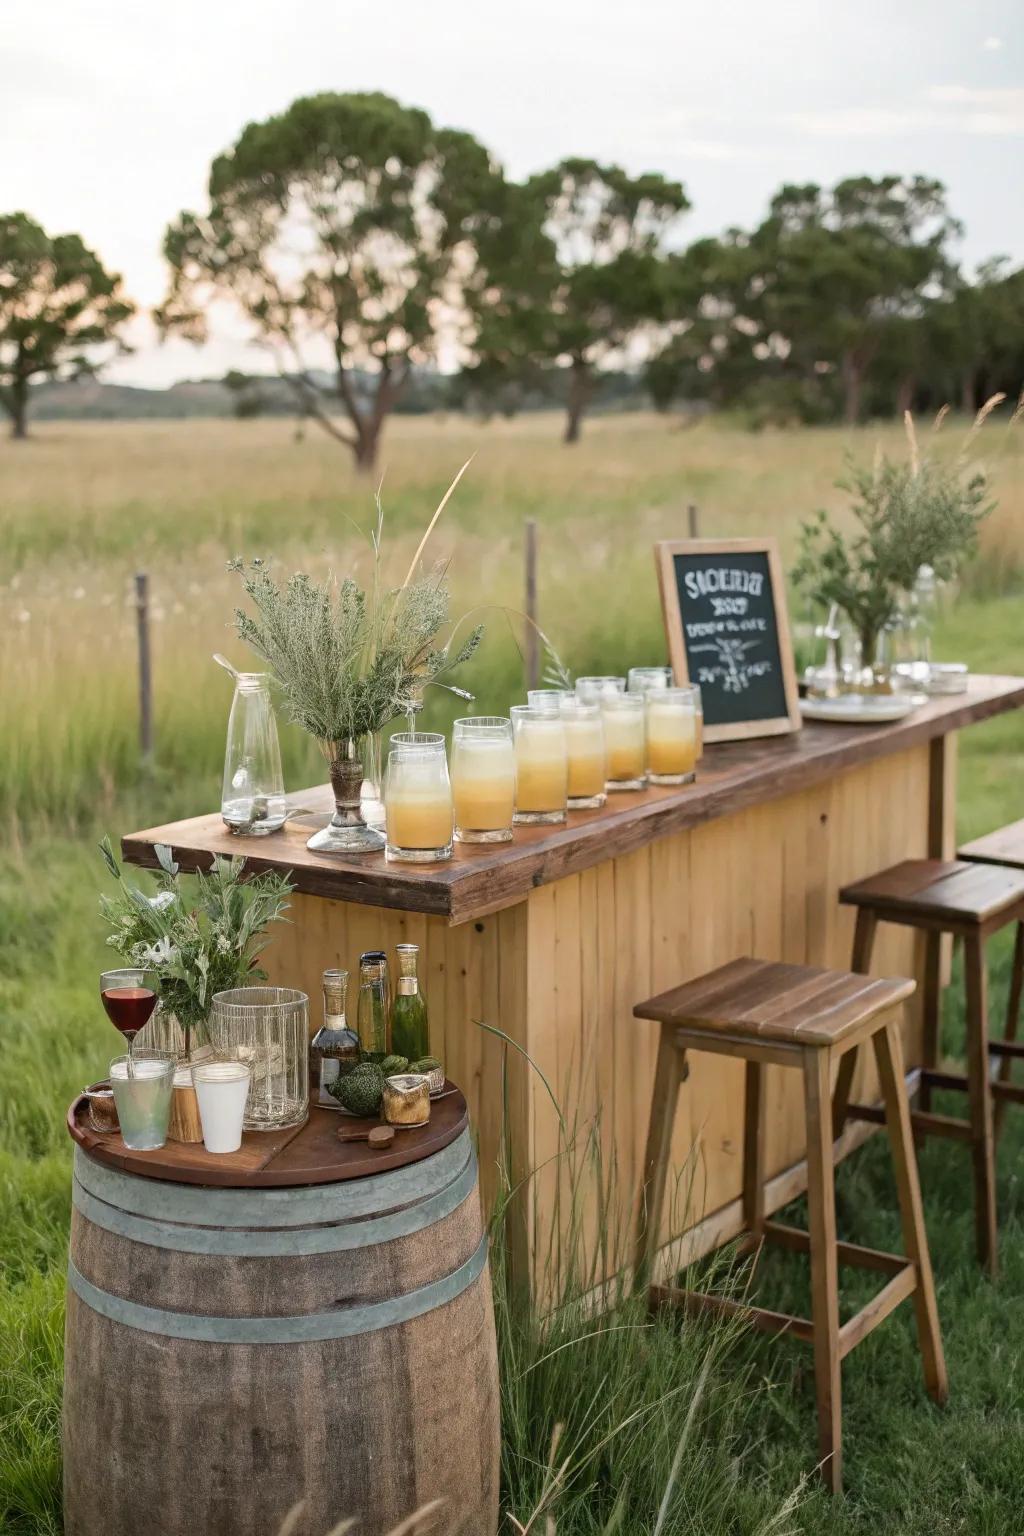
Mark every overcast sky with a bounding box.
[2,0,1021,387]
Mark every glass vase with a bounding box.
[360,730,387,831]
[221,673,287,835]
[136,1006,213,1066]
[210,986,309,1131]
[307,738,386,855]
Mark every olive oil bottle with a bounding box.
[390,944,429,1061]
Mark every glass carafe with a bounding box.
[221,673,287,835]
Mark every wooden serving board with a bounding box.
[67,1087,469,1188]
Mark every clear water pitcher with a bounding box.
[221,673,287,835]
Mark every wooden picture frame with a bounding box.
[654,537,802,743]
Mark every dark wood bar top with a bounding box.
[122,674,1024,924]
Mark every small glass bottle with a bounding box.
[391,944,429,1062]
[356,951,391,1058]
[310,969,359,1106]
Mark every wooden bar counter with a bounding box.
[124,676,1024,1292]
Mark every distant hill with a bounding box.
[30,376,308,421]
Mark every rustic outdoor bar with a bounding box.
[122,674,1024,1290]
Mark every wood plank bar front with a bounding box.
[121,676,1024,1295]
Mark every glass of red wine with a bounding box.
[100,968,160,1076]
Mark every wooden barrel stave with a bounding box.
[64,1130,499,1536]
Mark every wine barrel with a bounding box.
[64,1129,499,1536]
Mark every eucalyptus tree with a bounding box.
[472,159,689,443]
[0,212,134,440]
[745,177,961,423]
[158,93,500,470]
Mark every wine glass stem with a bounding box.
[127,1031,135,1078]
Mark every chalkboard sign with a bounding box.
[654,538,801,742]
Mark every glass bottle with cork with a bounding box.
[356,951,391,1059]
[310,969,360,1106]
[391,943,429,1062]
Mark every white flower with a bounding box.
[149,891,176,913]
[139,936,179,967]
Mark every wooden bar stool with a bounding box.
[958,821,1024,1139]
[835,858,1024,1275]
[634,958,947,1495]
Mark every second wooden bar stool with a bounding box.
[634,958,947,1494]
[835,858,1024,1274]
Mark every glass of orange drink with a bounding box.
[559,697,606,809]
[384,733,454,863]
[600,691,647,791]
[451,717,516,843]
[645,685,700,784]
[511,706,568,825]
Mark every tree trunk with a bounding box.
[840,352,864,426]
[5,376,29,439]
[563,361,590,444]
[960,368,977,417]
[353,422,381,474]
[895,375,915,418]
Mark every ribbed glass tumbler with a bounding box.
[209,986,309,1131]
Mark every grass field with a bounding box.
[2,411,1023,1534]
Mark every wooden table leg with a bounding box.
[994,920,1024,1141]
[804,1046,843,1494]
[634,1024,687,1291]
[872,1019,949,1404]
[964,934,998,1276]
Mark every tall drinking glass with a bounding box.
[193,1062,252,1154]
[575,676,626,704]
[560,697,606,809]
[627,666,673,694]
[511,706,568,825]
[451,717,515,843]
[646,685,700,784]
[602,692,647,791]
[385,733,454,862]
[108,1049,175,1150]
[527,689,569,713]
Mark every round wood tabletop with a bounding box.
[67,1085,469,1188]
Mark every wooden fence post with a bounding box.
[525,520,539,691]
[687,503,700,539]
[135,572,153,761]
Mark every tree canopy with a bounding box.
[158,91,501,469]
[470,159,689,442]
[0,212,134,439]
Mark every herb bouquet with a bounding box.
[792,403,1004,686]
[230,466,482,855]
[99,838,293,1061]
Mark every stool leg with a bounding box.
[742,1061,766,1242]
[921,930,944,1114]
[804,1047,843,1494]
[872,1018,948,1405]
[833,910,879,1138]
[964,933,998,1275]
[634,1023,687,1292]
[994,920,1024,1141]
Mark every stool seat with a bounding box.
[840,858,1024,928]
[959,819,1024,870]
[634,957,914,1047]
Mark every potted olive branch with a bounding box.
[230,464,483,855]
[792,404,1003,686]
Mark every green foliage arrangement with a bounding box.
[793,408,997,662]
[230,469,482,760]
[98,838,293,1050]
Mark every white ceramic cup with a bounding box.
[192,1061,252,1154]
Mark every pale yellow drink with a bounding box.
[646,698,698,779]
[386,788,454,850]
[602,697,646,787]
[452,737,515,833]
[562,711,606,802]
[513,711,568,821]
